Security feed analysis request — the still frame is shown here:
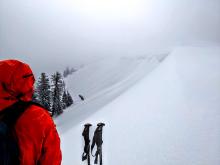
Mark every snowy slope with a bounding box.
[56,56,159,130]
[64,56,159,100]
[56,46,220,165]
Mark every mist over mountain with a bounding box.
[0,0,220,74]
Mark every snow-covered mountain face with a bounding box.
[56,55,161,131]
[56,46,220,165]
[64,56,161,100]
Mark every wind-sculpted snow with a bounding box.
[56,47,220,165]
[64,56,159,99]
[56,56,160,131]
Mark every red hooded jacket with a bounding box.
[0,59,62,165]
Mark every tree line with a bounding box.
[63,67,77,78]
[33,72,73,117]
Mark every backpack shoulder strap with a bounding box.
[0,101,32,127]
[29,101,47,110]
[0,101,48,128]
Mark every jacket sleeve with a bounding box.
[38,116,62,165]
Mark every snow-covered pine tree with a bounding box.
[63,67,70,78]
[61,90,68,109]
[51,72,64,116]
[66,90,73,107]
[63,66,77,78]
[61,81,67,109]
[36,73,51,111]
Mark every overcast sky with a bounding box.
[0,0,220,75]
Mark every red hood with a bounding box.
[0,59,35,111]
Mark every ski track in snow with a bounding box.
[56,46,220,165]
[56,55,160,133]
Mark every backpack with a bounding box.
[0,101,43,165]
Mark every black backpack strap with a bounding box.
[0,101,33,128]
[0,101,33,165]
[29,101,48,110]
[0,101,48,127]
[0,101,47,165]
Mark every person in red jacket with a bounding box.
[0,59,62,165]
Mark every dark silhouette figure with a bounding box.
[79,94,85,101]
[91,123,105,165]
[82,123,92,165]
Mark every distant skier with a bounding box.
[0,60,62,165]
[79,94,85,101]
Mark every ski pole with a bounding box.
[82,123,92,165]
[91,123,105,165]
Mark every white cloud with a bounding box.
[0,0,220,74]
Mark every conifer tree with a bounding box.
[51,72,64,116]
[63,67,70,78]
[36,73,51,111]
[66,90,73,107]
[61,90,68,109]
[63,66,77,78]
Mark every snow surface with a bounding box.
[64,56,160,99]
[56,56,160,131]
[56,46,220,165]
